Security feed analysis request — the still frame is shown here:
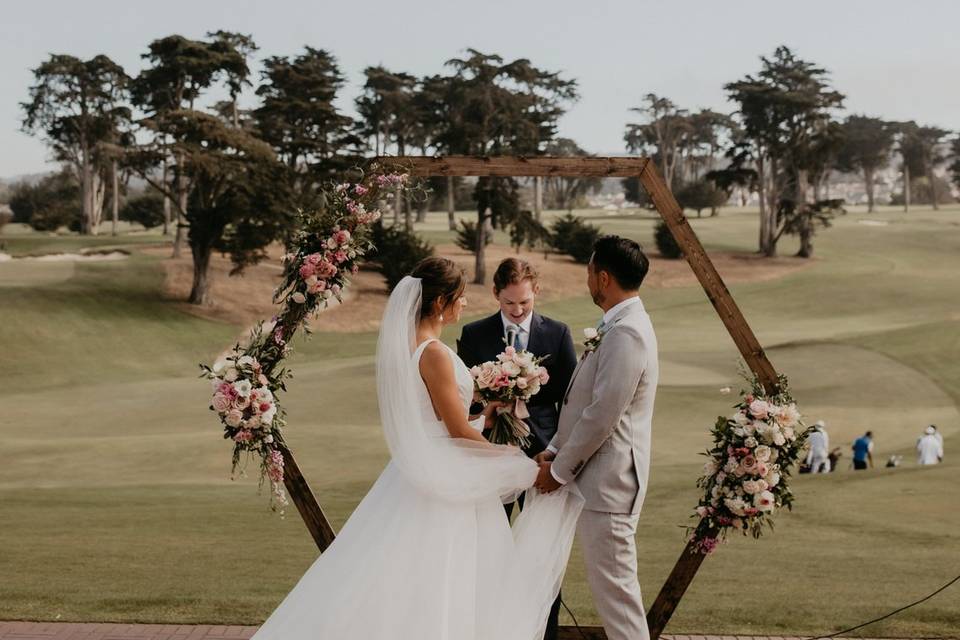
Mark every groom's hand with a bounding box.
[533,450,555,464]
[535,462,562,493]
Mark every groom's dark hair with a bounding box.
[591,235,648,290]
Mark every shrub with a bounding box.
[675,180,728,217]
[654,221,683,259]
[455,219,493,252]
[550,213,601,263]
[121,193,166,229]
[8,172,81,232]
[369,221,435,291]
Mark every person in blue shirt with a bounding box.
[852,431,874,470]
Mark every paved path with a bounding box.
[0,622,922,640]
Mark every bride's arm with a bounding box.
[419,343,493,444]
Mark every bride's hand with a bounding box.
[480,400,505,428]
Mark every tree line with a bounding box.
[10,38,960,303]
[629,46,958,258]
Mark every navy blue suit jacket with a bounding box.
[457,311,578,455]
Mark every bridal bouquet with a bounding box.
[689,374,809,554]
[470,346,549,448]
[202,166,417,510]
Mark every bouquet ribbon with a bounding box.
[514,398,530,420]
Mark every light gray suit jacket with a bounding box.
[549,300,658,515]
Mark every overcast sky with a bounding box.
[3,0,959,178]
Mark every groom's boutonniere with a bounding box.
[582,327,603,355]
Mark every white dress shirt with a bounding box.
[501,311,533,351]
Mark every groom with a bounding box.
[535,235,658,640]
[457,257,577,640]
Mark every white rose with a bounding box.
[742,480,760,495]
[703,460,719,476]
[501,361,521,377]
[749,399,770,419]
[516,376,528,389]
[263,434,274,444]
[724,497,747,516]
[212,361,226,375]
[237,355,255,368]
[583,327,598,340]
[783,427,796,441]
[224,368,238,382]
[225,410,243,428]
[744,437,758,449]
[765,470,781,487]
[773,431,787,446]
[291,292,307,304]
[733,427,745,437]
[733,411,751,427]
[261,407,277,426]
[527,380,541,396]
[754,445,772,463]
[757,479,769,492]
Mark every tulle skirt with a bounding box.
[252,461,582,640]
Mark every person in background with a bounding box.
[827,447,843,472]
[917,426,944,465]
[930,424,944,448]
[852,431,874,470]
[805,420,831,473]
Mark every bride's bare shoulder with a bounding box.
[418,341,453,378]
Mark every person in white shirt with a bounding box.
[805,420,831,473]
[917,426,944,465]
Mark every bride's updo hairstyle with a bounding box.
[411,257,465,320]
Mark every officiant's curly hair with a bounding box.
[493,258,540,295]
[411,257,466,319]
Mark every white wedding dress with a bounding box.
[252,276,583,640]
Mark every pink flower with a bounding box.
[353,184,368,196]
[748,399,770,420]
[225,409,243,428]
[334,230,351,245]
[274,328,286,346]
[351,264,359,274]
[212,393,231,413]
[538,368,550,384]
[334,250,348,264]
[331,284,341,295]
[307,253,323,265]
[299,263,316,279]
[741,454,759,475]
[492,373,512,390]
[233,429,254,442]
[503,346,516,357]
[232,395,250,411]
[258,374,269,386]
[307,279,327,294]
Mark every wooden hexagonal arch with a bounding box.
[278,156,782,639]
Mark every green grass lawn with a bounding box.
[0,205,958,636]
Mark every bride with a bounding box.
[252,257,584,640]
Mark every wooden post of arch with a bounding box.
[287,156,781,639]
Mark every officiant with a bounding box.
[457,257,577,640]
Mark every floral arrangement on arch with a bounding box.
[688,374,809,554]
[201,168,412,510]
